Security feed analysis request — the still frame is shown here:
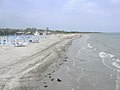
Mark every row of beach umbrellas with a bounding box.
[0,35,47,47]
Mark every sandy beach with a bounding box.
[0,34,80,90]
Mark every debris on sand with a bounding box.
[63,59,67,62]
[44,75,47,77]
[49,76,51,78]
[57,79,62,82]
[52,71,55,73]
[80,60,84,61]
[51,78,54,81]
[47,73,51,75]
[65,57,68,59]
[44,85,48,88]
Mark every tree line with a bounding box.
[0,27,72,36]
[0,28,101,36]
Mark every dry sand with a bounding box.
[0,34,80,90]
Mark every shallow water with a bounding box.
[43,33,120,90]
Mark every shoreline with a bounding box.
[0,34,81,90]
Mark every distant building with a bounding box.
[34,31,39,36]
[16,32,24,35]
[43,31,52,35]
[46,31,51,35]
[26,32,32,35]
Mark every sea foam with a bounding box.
[87,43,93,48]
[112,62,120,69]
[99,52,120,70]
[99,52,115,58]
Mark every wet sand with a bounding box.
[0,34,80,90]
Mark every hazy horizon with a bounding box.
[0,0,120,32]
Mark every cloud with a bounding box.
[63,0,102,14]
[110,0,120,3]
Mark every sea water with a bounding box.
[49,33,120,90]
[88,33,120,71]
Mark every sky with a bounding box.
[0,0,120,32]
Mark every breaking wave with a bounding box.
[99,52,120,71]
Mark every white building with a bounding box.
[34,31,39,36]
